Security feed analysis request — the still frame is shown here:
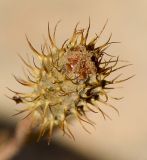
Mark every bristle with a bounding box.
[26,35,43,60]
[84,17,91,45]
[48,22,57,49]
[53,20,61,43]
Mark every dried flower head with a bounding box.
[8,19,134,143]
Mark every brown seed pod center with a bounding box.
[66,45,97,80]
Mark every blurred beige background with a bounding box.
[0,0,146,160]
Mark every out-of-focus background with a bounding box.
[0,0,146,159]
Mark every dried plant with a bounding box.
[8,18,134,143]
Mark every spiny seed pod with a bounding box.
[8,19,134,143]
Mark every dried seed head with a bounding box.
[9,19,134,142]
